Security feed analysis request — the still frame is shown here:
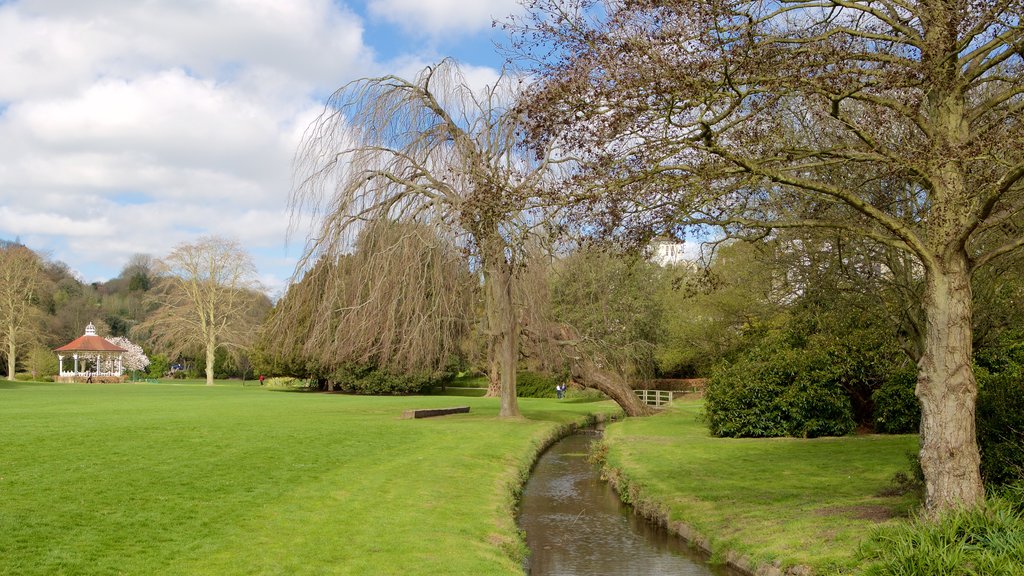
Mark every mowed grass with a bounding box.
[602,401,921,573]
[0,380,618,575]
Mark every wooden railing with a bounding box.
[634,389,673,408]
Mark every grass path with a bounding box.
[601,401,921,574]
[0,381,618,575]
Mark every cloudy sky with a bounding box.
[0,0,519,295]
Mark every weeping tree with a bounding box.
[261,220,474,388]
[515,0,1024,512]
[291,60,555,418]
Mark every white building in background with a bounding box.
[650,238,693,267]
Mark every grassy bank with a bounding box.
[601,400,920,574]
[0,380,618,575]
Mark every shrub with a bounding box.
[977,366,1024,486]
[147,354,169,379]
[27,346,58,379]
[564,387,608,402]
[704,350,791,437]
[14,372,35,382]
[264,377,312,389]
[872,367,921,434]
[704,336,855,438]
[328,363,452,395]
[515,371,563,398]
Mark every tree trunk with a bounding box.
[489,261,520,418]
[917,256,984,513]
[570,358,654,417]
[6,330,14,381]
[484,336,501,398]
[205,338,216,386]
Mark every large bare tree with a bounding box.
[516,0,1024,512]
[0,243,43,381]
[291,60,555,418]
[138,236,264,385]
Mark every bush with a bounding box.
[704,336,855,438]
[872,367,920,434]
[563,387,608,402]
[858,490,1024,575]
[264,377,313,389]
[328,363,452,395]
[515,371,563,398]
[14,372,35,382]
[147,354,169,379]
[977,366,1024,486]
[704,350,791,437]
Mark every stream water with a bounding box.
[518,430,734,576]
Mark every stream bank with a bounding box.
[517,427,735,575]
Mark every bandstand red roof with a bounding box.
[54,323,126,353]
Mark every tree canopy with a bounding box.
[515,0,1024,512]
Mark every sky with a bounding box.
[0,0,521,296]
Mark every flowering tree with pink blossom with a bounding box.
[106,336,150,373]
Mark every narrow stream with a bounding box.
[518,429,734,576]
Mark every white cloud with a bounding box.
[0,0,378,286]
[0,0,510,289]
[367,0,521,36]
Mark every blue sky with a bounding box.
[0,0,519,296]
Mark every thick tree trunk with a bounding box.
[488,261,520,418]
[917,257,984,513]
[205,338,216,386]
[570,358,654,417]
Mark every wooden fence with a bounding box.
[634,389,673,408]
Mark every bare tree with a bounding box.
[516,0,1024,512]
[291,60,555,418]
[137,236,264,385]
[0,244,43,381]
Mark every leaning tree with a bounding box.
[291,60,558,418]
[515,0,1024,512]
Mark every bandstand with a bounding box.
[54,323,127,383]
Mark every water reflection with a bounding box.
[518,431,730,576]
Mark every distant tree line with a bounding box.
[0,238,270,382]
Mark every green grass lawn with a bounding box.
[0,380,618,575]
[601,401,921,574]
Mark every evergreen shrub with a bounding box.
[977,366,1024,486]
[872,367,921,434]
[515,371,563,398]
[329,363,453,395]
[705,336,855,438]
